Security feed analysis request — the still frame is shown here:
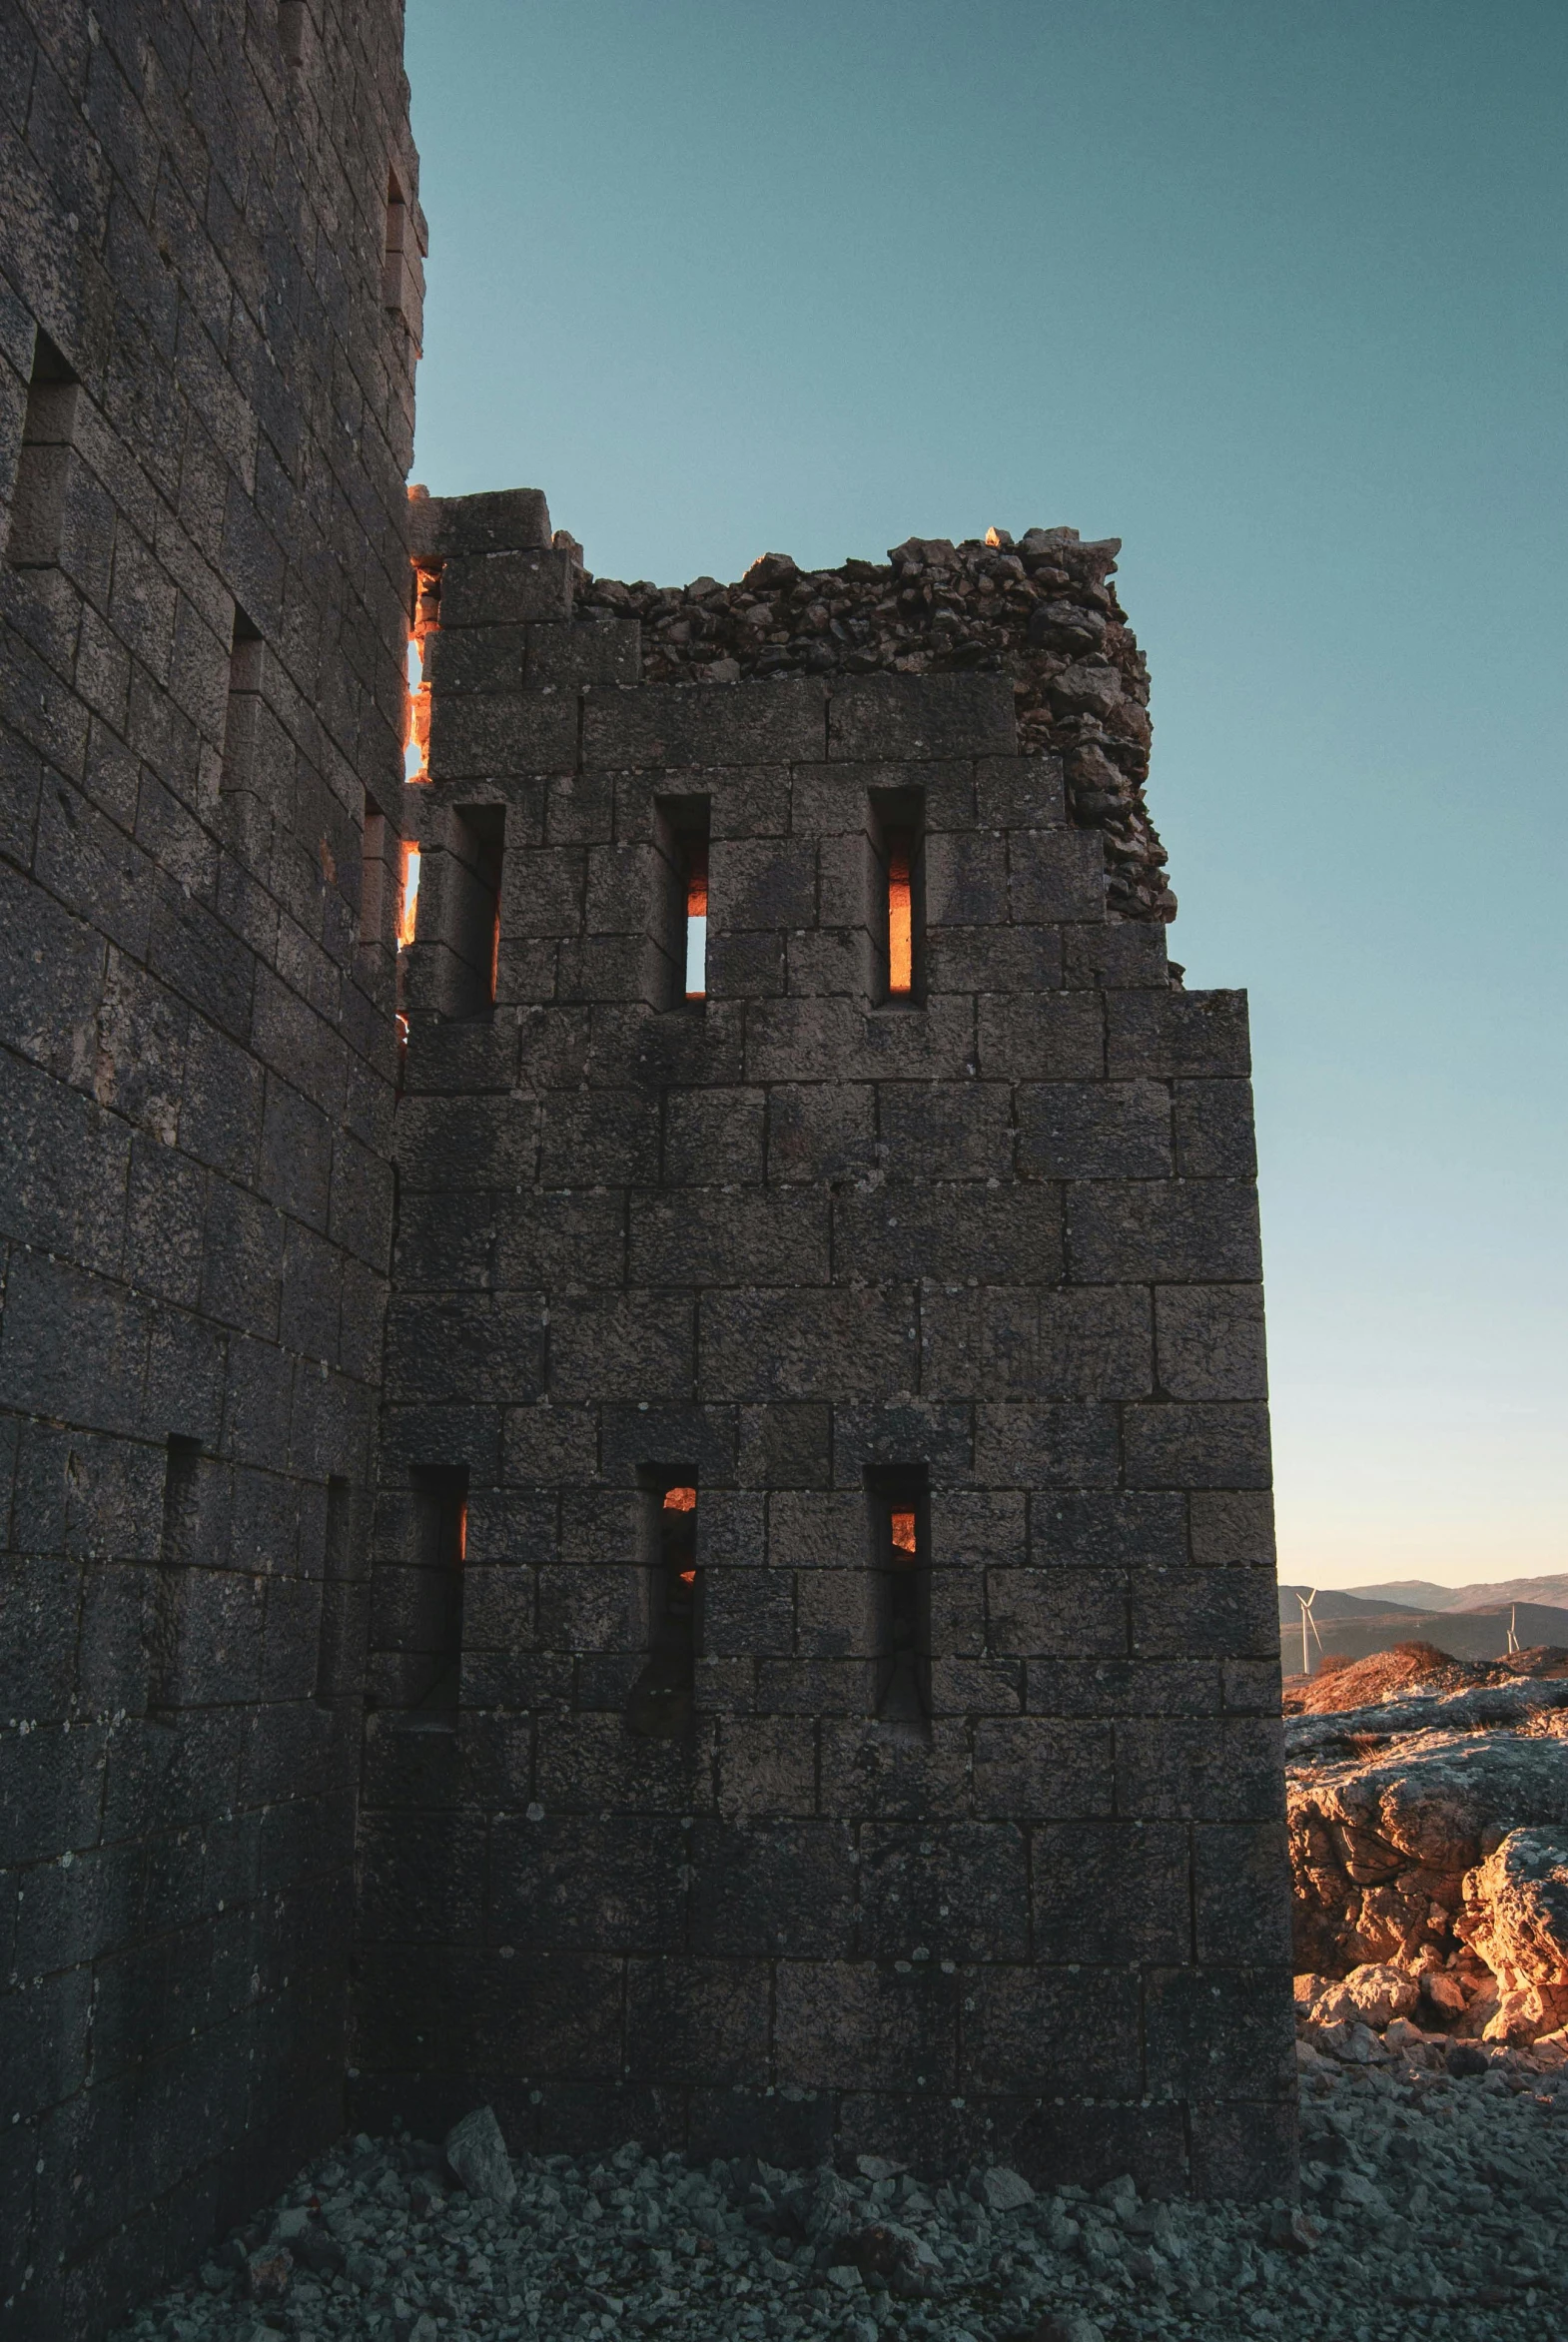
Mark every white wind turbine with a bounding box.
[1296,1589,1323,1679]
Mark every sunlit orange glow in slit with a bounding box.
[404,560,440,782]
[684,845,708,999]
[396,841,420,949]
[664,1486,697,1582]
[888,837,912,994]
[891,1507,917,1558]
[456,1498,467,1565]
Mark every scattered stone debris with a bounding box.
[113,2060,1568,2342]
[573,528,1176,924]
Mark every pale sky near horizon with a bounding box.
[403,1,1567,1591]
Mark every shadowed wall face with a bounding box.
[363,491,1295,2197]
[0,3,419,2331]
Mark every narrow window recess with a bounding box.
[683,839,709,998]
[398,1464,467,1727]
[383,172,407,310]
[869,1467,931,1739]
[404,560,439,781]
[6,332,80,568]
[887,832,914,995]
[360,796,389,948]
[445,803,504,1017]
[396,840,420,950]
[314,1474,355,1709]
[219,606,264,794]
[149,1435,202,1714]
[870,791,926,1006]
[278,0,310,68]
[654,797,711,1009]
[627,1478,699,1739]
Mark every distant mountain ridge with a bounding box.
[1278,1575,1568,1674]
[1284,1573,1568,1614]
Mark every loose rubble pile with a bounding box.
[112,2060,1568,2342]
[572,528,1175,924]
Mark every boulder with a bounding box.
[444,2105,515,2207]
[1459,1828,1568,2042]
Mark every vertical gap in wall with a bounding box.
[6,332,80,567]
[683,837,709,999]
[219,606,264,794]
[652,796,711,1009]
[383,171,407,314]
[149,1437,202,1714]
[405,559,439,783]
[869,788,926,1006]
[315,1475,355,1709]
[868,1464,931,1739]
[887,831,913,995]
[627,1474,699,1738]
[448,803,505,1017]
[360,795,388,949]
[403,1464,468,1729]
[278,0,309,70]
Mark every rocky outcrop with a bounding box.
[574,527,1176,924]
[1283,1640,1568,1715]
[1458,1829,1568,2042]
[1286,1677,1568,2041]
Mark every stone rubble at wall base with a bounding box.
[111,2054,1568,2342]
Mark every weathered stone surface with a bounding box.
[3,10,1282,2321]
[444,2103,517,2205]
[1287,1673,1568,2037]
[0,2,415,2329]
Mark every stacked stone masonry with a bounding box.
[0,3,419,2334]
[362,485,1295,2204]
[0,4,1291,2333]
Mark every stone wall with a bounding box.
[0,3,418,2331]
[574,529,1176,925]
[359,490,1295,2200]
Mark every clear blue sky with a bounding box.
[404,1,1567,1590]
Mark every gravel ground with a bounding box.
[112,2040,1568,2342]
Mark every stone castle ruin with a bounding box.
[0,4,1292,2333]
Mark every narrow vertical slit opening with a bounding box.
[149,1436,202,1714]
[400,1464,467,1729]
[220,606,263,795]
[684,839,709,999]
[315,1475,355,1709]
[278,0,309,68]
[446,803,504,1017]
[7,332,80,569]
[868,1466,931,1739]
[384,171,406,312]
[887,830,913,996]
[405,559,439,781]
[360,796,388,948]
[627,1476,699,1738]
[653,797,711,1010]
[396,840,421,950]
[870,791,926,1006]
